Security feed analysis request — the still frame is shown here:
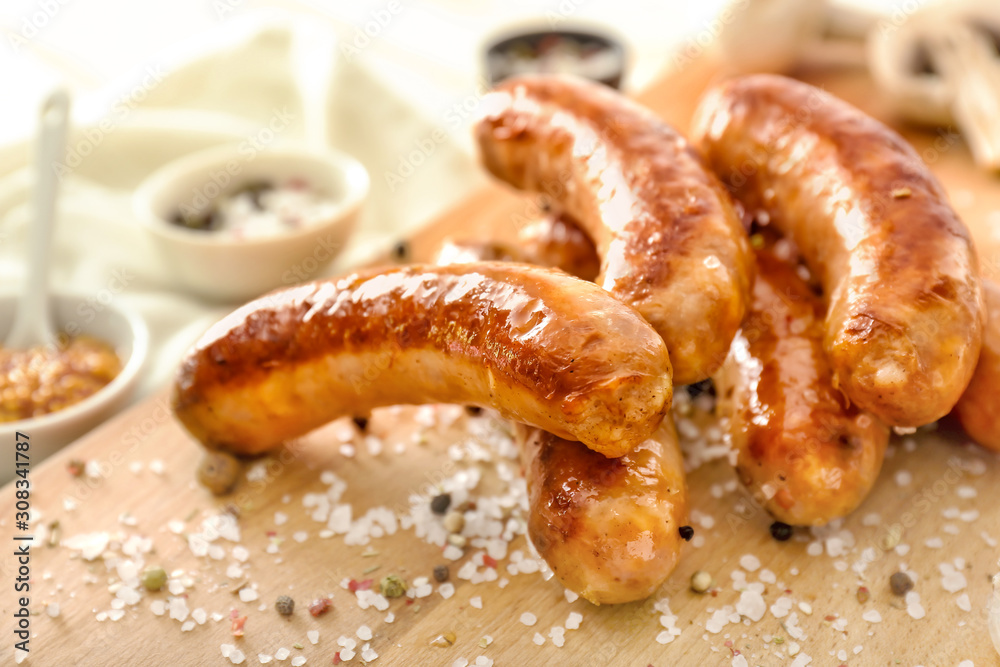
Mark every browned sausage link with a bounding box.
[693,74,985,427]
[172,263,672,458]
[432,239,527,266]
[476,74,753,385]
[954,279,1000,452]
[714,248,890,526]
[516,211,601,281]
[518,419,688,604]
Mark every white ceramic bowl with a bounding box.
[133,143,369,302]
[0,293,149,484]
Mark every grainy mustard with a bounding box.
[0,335,121,422]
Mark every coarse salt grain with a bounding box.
[739,554,760,572]
[806,542,823,556]
[239,588,258,602]
[925,537,944,549]
[307,630,319,644]
[957,593,971,612]
[357,625,372,641]
[895,470,912,486]
[862,609,882,623]
[258,655,273,663]
[532,633,545,645]
[520,612,537,626]
[439,583,455,599]
[291,658,306,666]
[566,612,582,630]
[275,648,290,660]
[470,596,482,609]
[736,591,766,622]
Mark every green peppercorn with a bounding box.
[380,575,407,598]
[142,566,167,592]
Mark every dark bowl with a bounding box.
[484,27,626,90]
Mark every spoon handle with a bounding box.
[6,89,69,350]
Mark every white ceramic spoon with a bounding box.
[4,88,70,350]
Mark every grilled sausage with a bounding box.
[476,74,753,385]
[516,211,601,281]
[953,279,1000,452]
[518,419,688,604]
[432,240,526,266]
[714,248,889,526]
[173,263,672,458]
[693,73,985,427]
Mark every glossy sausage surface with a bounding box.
[518,419,688,604]
[517,211,601,281]
[693,74,984,427]
[714,248,889,526]
[476,74,753,384]
[173,263,671,458]
[954,279,1000,452]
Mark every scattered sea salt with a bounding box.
[520,612,537,626]
[862,610,881,623]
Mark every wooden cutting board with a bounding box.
[3,50,1000,667]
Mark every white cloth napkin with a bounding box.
[0,13,486,402]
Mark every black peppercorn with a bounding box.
[430,493,451,515]
[770,521,793,541]
[678,525,694,541]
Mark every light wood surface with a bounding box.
[3,50,1000,667]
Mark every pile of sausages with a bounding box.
[172,74,1000,605]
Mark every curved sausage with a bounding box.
[518,419,688,604]
[172,263,672,458]
[953,279,1000,452]
[516,211,601,281]
[432,239,526,266]
[714,247,889,526]
[692,73,985,427]
[435,212,599,280]
[476,74,753,385]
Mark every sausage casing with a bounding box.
[518,419,688,604]
[173,263,672,458]
[954,279,1000,452]
[476,75,753,385]
[516,211,601,281]
[714,248,889,525]
[693,74,984,427]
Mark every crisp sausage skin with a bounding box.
[172,263,671,458]
[693,74,985,427]
[518,419,688,604]
[954,279,1000,452]
[476,75,753,385]
[435,212,600,280]
[517,211,601,281]
[714,249,889,526]
[432,239,526,266]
